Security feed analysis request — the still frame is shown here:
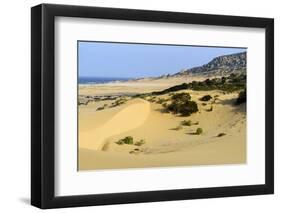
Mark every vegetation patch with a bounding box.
[236,89,246,105]
[115,136,133,145]
[181,120,199,126]
[115,136,146,146]
[156,98,167,104]
[111,98,127,107]
[195,128,203,135]
[150,74,246,96]
[147,96,157,103]
[199,95,212,101]
[181,120,192,126]
[165,93,198,116]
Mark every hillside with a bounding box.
[172,51,246,77]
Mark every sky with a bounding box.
[78,41,246,78]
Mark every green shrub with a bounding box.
[236,89,246,105]
[123,136,134,144]
[167,100,198,116]
[132,94,148,99]
[152,83,189,95]
[149,74,246,95]
[196,128,203,135]
[156,98,167,104]
[181,120,192,126]
[147,96,157,102]
[171,93,191,102]
[199,95,212,101]
[217,133,226,137]
[165,93,198,116]
[115,136,134,145]
[115,137,146,146]
[111,98,127,107]
[181,101,198,116]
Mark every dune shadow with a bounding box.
[215,97,246,114]
[186,132,198,135]
[169,127,182,131]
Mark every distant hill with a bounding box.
[172,51,246,77]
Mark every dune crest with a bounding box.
[79,98,151,150]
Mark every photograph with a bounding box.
[78,41,247,170]
[30,3,274,209]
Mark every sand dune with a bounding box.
[79,98,151,150]
[78,82,246,170]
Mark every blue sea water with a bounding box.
[79,76,131,84]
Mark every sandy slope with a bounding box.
[78,82,246,170]
[79,98,150,150]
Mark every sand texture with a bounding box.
[78,78,246,170]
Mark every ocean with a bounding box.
[79,76,131,84]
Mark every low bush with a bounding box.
[162,102,168,108]
[167,100,198,116]
[181,120,192,126]
[196,128,203,135]
[236,89,246,105]
[149,74,246,95]
[115,136,146,146]
[156,98,167,104]
[115,136,134,145]
[165,93,198,116]
[147,96,157,102]
[199,95,212,101]
[152,83,189,95]
[111,98,127,107]
[170,93,191,102]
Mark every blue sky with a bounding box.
[78,41,246,78]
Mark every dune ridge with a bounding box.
[79,98,151,150]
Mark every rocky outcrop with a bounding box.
[173,51,246,77]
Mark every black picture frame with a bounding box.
[31,3,274,209]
